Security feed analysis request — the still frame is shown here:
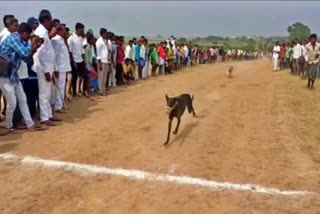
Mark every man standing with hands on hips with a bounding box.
[33,9,61,127]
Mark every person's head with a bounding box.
[3,15,14,28]
[140,35,145,42]
[18,22,33,42]
[125,58,130,65]
[88,35,95,45]
[75,22,85,37]
[310,34,317,45]
[108,31,114,41]
[52,18,60,27]
[132,37,137,44]
[7,18,19,33]
[56,24,66,38]
[27,17,39,30]
[39,9,53,31]
[120,35,124,44]
[138,39,142,46]
[128,40,133,47]
[275,41,279,46]
[100,28,108,39]
[144,39,148,45]
[65,27,70,38]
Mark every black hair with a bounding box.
[125,58,131,64]
[65,27,70,33]
[75,22,85,31]
[100,28,107,36]
[18,22,32,34]
[7,18,18,27]
[61,23,66,27]
[3,15,14,27]
[129,40,133,43]
[310,34,317,39]
[39,9,52,24]
[52,19,60,24]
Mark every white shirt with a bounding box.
[33,24,55,74]
[140,44,146,60]
[183,46,189,58]
[95,36,110,63]
[67,32,84,63]
[125,45,133,59]
[293,44,302,59]
[0,28,10,44]
[272,45,280,59]
[52,35,71,72]
[131,44,136,61]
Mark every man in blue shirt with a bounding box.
[0,23,45,133]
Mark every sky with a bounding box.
[1,1,320,38]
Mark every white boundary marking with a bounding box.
[0,152,315,197]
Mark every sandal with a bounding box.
[28,124,48,132]
[7,127,17,134]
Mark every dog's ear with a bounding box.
[165,94,169,101]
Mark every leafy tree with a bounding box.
[287,22,311,42]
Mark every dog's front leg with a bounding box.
[173,117,181,135]
[164,119,173,145]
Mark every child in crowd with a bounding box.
[90,68,99,92]
[123,58,135,85]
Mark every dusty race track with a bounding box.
[0,58,320,213]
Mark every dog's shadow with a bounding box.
[165,122,198,148]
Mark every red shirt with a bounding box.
[90,68,98,79]
[116,45,125,64]
[157,45,166,59]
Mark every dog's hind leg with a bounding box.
[173,118,181,135]
[187,101,196,117]
[164,119,173,145]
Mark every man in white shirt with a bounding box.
[33,10,61,126]
[95,28,110,96]
[51,25,71,113]
[67,22,86,97]
[305,34,320,88]
[125,40,133,60]
[292,40,302,74]
[272,42,281,71]
[0,15,16,118]
[183,44,189,66]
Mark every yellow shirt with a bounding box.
[168,48,174,60]
[123,64,133,74]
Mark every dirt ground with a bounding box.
[0,58,320,214]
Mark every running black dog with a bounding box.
[164,94,196,145]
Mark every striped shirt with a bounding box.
[0,32,31,84]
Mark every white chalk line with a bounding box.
[0,152,315,197]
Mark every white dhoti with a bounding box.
[54,72,67,111]
[108,64,117,87]
[38,72,53,122]
[272,57,279,71]
[142,61,149,79]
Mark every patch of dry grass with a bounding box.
[275,70,320,162]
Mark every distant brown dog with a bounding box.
[227,65,234,78]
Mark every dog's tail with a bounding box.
[191,95,194,101]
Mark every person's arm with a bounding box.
[51,38,60,70]
[10,36,31,59]
[67,36,75,66]
[95,40,103,70]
